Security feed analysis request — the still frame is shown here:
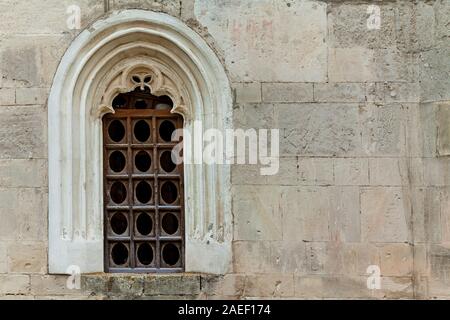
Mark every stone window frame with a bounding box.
[48,10,233,274]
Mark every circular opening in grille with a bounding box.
[111,243,128,266]
[160,150,176,173]
[135,151,151,172]
[110,212,128,235]
[108,120,125,142]
[134,120,150,142]
[110,181,127,204]
[162,213,178,235]
[159,120,176,142]
[161,181,178,204]
[109,151,126,172]
[135,99,147,109]
[137,243,153,266]
[162,243,180,266]
[112,95,126,108]
[136,181,152,204]
[136,212,153,236]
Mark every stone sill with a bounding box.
[81,273,220,298]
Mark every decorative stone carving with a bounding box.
[48,10,233,274]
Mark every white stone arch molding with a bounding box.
[48,10,233,274]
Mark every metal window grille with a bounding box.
[103,88,184,273]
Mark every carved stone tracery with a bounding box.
[95,57,190,119]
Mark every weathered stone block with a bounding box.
[0,88,14,105]
[281,187,330,242]
[369,158,408,186]
[361,187,410,243]
[365,82,384,104]
[0,295,34,300]
[409,158,425,186]
[0,35,71,87]
[424,158,450,186]
[233,103,275,129]
[0,242,7,273]
[111,0,181,16]
[7,242,47,274]
[280,186,360,243]
[15,87,48,105]
[378,277,413,299]
[0,0,103,35]
[180,0,195,20]
[314,82,365,103]
[329,187,361,242]
[329,47,375,82]
[375,49,417,83]
[82,275,108,294]
[0,275,29,295]
[0,106,47,159]
[396,1,436,52]
[0,159,47,188]
[360,103,406,157]
[201,274,245,297]
[231,164,267,185]
[233,82,261,103]
[413,244,429,277]
[234,240,307,275]
[277,103,361,156]
[384,82,420,103]
[233,185,282,241]
[30,275,81,296]
[343,243,381,276]
[429,245,450,282]
[233,241,279,274]
[294,275,368,299]
[271,241,307,275]
[407,102,438,158]
[379,244,413,277]
[428,277,450,299]
[434,0,450,44]
[262,83,313,103]
[244,274,294,298]
[143,275,201,295]
[108,275,144,297]
[304,242,379,277]
[194,0,327,82]
[265,157,298,186]
[328,3,396,49]
[0,188,47,241]
[304,242,326,275]
[334,158,369,186]
[232,160,295,186]
[437,103,450,156]
[440,188,450,243]
[295,274,412,299]
[298,158,334,186]
[412,187,442,244]
[419,47,450,101]
[329,47,416,82]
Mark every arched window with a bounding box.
[104,87,184,272]
[48,10,233,275]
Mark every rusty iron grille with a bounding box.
[103,88,184,273]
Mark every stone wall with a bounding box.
[0,0,449,299]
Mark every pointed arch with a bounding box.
[48,10,233,274]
